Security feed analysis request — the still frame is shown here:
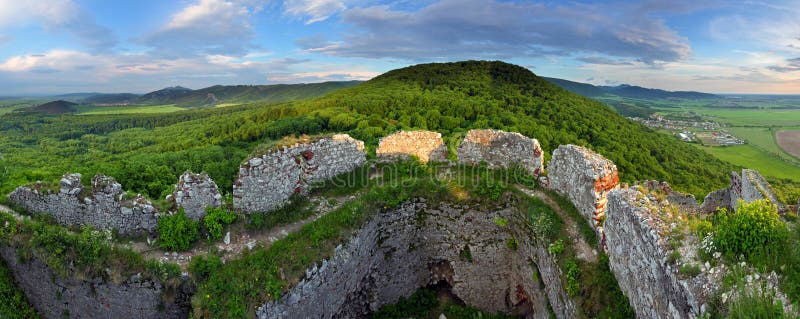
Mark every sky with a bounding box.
[0,0,798,95]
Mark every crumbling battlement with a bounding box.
[233,134,366,214]
[7,173,158,236]
[377,130,448,163]
[546,145,619,245]
[458,129,544,176]
[168,172,222,221]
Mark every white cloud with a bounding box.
[0,0,115,51]
[284,0,346,24]
[140,0,255,57]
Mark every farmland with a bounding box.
[777,130,800,159]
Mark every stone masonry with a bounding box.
[606,188,716,319]
[233,134,366,214]
[730,169,787,214]
[546,145,619,246]
[376,130,448,163]
[169,171,222,221]
[7,173,158,236]
[257,200,577,319]
[457,129,544,176]
[0,246,189,319]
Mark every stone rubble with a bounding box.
[170,171,222,221]
[376,130,448,163]
[457,129,544,176]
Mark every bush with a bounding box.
[158,209,199,251]
[204,206,236,242]
[565,259,580,297]
[713,200,788,264]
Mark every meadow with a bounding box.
[697,144,800,181]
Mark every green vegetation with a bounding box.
[713,200,788,264]
[158,210,199,251]
[0,257,39,319]
[565,259,580,297]
[203,206,236,242]
[0,212,180,284]
[725,290,786,319]
[75,104,185,115]
[372,287,518,319]
[698,145,800,181]
[0,61,736,204]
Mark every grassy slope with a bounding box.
[698,145,800,181]
[75,104,186,115]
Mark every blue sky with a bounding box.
[0,0,798,94]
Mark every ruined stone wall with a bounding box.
[7,173,158,236]
[0,246,189,319]
[169,172,222,221]
[699,189,732,213]
[546,145,619,244]
[735,169,787,214]
[636,181,700,214]
[458,129,544,176]
[605,189,715,319]
[376,130,448,163]
[233,134,366,214]
[257,200,577,319]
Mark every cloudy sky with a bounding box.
[0,0,798,95]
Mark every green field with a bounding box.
[727,127,800,163]
[75,104,186,115]
[697,144,800,181]
[688,108,800,127]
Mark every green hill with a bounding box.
[0,61,732,199]
[133,82,361,107]
[20,100,78,115]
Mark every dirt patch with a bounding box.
[777,130,800,159]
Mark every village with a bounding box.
[629,114,745,146]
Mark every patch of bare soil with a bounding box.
[777,130,800,159]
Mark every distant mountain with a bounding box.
[541,77,607,97]
[133,82,361,107]
[51,93,103,101]
[21,100,77,114]
[81,93,140,105]
[543,77,717,100]
[600,84,717,100]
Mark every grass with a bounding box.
[689,108,800,127]
[696,144,800,181]
[727,127,799,162]
[75,104,185,115]
[0,257,39,319]
[372,287,518,319]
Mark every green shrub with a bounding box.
[713,200,788,265]
[204,206,236,242]
[548,239,565,255]
[506,238,519,250]
[158,209,198,251]
[0,257,38,319]
[565,259,580,297]
[726,289,785,319]
[678,264,701,277]
[493,217,509,227]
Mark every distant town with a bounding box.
[629,114,745,146]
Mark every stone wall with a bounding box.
[457,129,544,176]
[699,189,732,213]
[7,173,158,236]
[636,181,700,214]
[169,172,222,221]
[376,130,448,163]
[605,188,714,319]
[546,145,619,245]
[257,200,577,319]
[233,134,366,214]
[0,246,190,319]
[732,169,787,214]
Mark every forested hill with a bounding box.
[81,81,362,107]
[0,61,732,201]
